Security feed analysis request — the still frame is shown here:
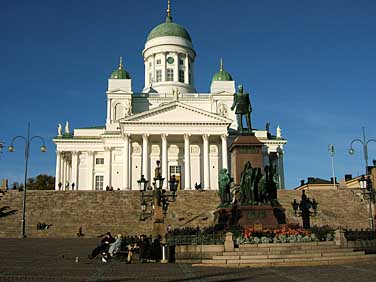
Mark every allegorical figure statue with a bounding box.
[231,85,252,133]
[240,161,254,204]
[218,168,232,206]
[65,121,70,135]
[57,123,62,136]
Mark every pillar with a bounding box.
[184,54,189,84]
[184,134,191,189]
[161,134,168,189]
[87,151,94,190]
[104,147,112,188]
[106,99,111,124]
[123,134,130,189]
[221,134,228,170]
[161,52,166,82]
[203,134,210,189]
[71,151,78,190]
[142,134,149,181]
[55,151,62,190]
[174,52,179,82]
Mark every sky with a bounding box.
[0,0,375,189]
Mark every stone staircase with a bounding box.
[0,189,371,238]
[0,190,218,238]
[277,189,370,229]
[198,242,376,267]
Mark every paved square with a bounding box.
[0,239,375,282]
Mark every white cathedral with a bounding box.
[53,2,287,191]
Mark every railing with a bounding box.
[167,234,225,245]
[344,229,376,241]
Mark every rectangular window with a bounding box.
[95,175,104,190]
[179,70,184,83]
[95,158,104,165]
[179,59,184,65]
[156,59,161,65]
[166,69,174,81]
[156,70,162,82]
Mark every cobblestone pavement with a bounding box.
[0,239,376,282]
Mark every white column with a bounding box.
[104,147,112,188]
[161,52,166,82]
[144,59,148,87]
[71,151,78,190]
[55,151,62,190]
[59,153,64,189]
[184,54,189,84]
[142,134,149,181]
[64,157,68,188]
[277,147,285,189]
[203,134,210,189]
[161,134,168,189]
[123,134,130,189]
[106,99,111,124]
[184,134,191,189]
[153,54,156,83]
[87,151,94,190]
[221,134,228,170]
[174,52,179,82]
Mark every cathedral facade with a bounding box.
[53,2,287,191]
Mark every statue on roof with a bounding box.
[231,85,252,133]
[57,123,62,137]
[65,121,70,135]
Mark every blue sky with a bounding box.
[0,0,375,189]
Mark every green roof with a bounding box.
[147,16,192,42]
[78,125,105,129]
[212,59,233,82]
[110,57,131,79]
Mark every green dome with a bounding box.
[109,57,131,79]
[147,16,192,42]
[212,59,233,82]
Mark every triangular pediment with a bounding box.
[120,101,232,124]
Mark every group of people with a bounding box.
[88,232,163,263]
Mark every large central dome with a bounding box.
[147,18,192,42]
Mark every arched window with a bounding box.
[114,103,125,120]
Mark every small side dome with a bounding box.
[212,58,233,82]
[110,57,131,79]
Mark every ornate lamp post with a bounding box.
[138,161,178,236]
[348,127,376,176]
[8,123,47,238]
[291,190,318,229]
[359,175,375,230]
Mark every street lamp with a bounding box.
[359,175,375,230]
[139,161,178,222]
[291,190,318,229]
[348,127,376,175]
[7,123,47,238]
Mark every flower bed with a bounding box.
[237,224,335,244]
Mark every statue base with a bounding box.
[215,204,286,230]
[229,135,264,185]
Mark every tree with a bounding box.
[27,175,55,190]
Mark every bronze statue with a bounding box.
[231,85,252,133]
[218,168,232,206]
[240,161,254,204]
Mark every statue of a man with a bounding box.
[231,85,252,133]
